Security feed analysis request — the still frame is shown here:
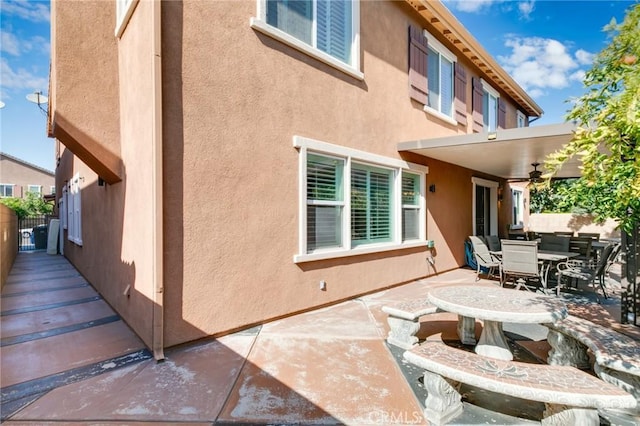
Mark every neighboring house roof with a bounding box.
[0,152,55,176]
[408,0,543,118]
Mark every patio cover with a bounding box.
[397,122,581,180]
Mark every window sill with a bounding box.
[250,18,364,81]
[293,240,426,263]
[424,106,459,127]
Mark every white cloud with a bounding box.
[498,36,587,97]
[575,49,595,65]
[518,1,535,20]
[0,58,48,92]
[1,31,21,56]
[445,0,498,13]
[0,30,50,57]
[2,0,50,23]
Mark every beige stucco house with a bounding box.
[0,152,55,199]
[49,0,576,359]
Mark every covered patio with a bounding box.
[2,250,638,424]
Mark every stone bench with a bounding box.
[544,315,640,416]
[404,339,636,425]
[381,299,438,349]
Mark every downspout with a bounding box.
[151,0,164,361]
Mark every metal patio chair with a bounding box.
[556,243,617,300]
[469,236,502,282]
[500,240,545,292]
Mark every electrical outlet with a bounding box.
[319,280,327,291]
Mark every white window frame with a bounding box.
[423,31,457,125]
[250,0,363,80]
[60,185,68,230]
[481,79,500,132]
[67,173,83,246]
[471,177,498,237]
[294,135,427,263]
[0,183,14,197]
[115,0,138,38]
[50,186,56,195]
[511,188,525,229]
[516,110,526,128]
[27,185,42,195]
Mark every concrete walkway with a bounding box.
[1,251,638,424]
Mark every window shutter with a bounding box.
[498,99,507,129]
[472,77,484,133]
[454,63,467,125]
[317,0,352,64]
[408,25,428,105]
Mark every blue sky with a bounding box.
[0,0,636,170]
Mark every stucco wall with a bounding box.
[0,204,18,290]
[52,0,156,348]
[161,0,516,345]
[528,213,621,239]
[53,0,524,349]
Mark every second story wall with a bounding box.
[0,154,55,198]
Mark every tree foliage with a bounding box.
[0,192,54,219]
[545,4,640,232]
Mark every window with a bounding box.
[425,33,455,119]
[60,185,68,230]
[517,111,526,128]
[295,136,427,262]
[0,184,13,197]
[251,0,361,79]
[512,188,524,228]
[50,186,56,195]
[351,164,393,246]
[402,173,420,241]
[67,173,82,245]
[482,82,499,132]
[115,0,138,37]
[28,185,42,195]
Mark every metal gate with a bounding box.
[18,215,49,251]
[621,223,640,326]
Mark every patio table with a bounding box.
[427,285,567,361]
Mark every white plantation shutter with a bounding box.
[306,154,344,251]
[351,164,392,245]
[316,0,352,63]
[67,173,83,245]
[402,173,420,241]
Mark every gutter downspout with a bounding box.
[151,0,164,361]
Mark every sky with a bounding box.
[0,0,636,171]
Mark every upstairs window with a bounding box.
[425,35,455,119]
[28,185,42,195]
[483,82,499,132]
[0,184,13,197]
[517,111,526,128]
[253,0,361,78]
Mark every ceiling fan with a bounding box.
[508,162,544,184]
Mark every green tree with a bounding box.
[0,192,54,219]
[545,4,640,233]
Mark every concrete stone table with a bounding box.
[428,285,568,360]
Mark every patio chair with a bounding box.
[500,240,544,291]
[469,236,501,282]
[577,232,600,241]
[554,231,574,237]
[556,243,616,300]
[539,234,570,252]
[483,235,501,252]
[568,236,593,264]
